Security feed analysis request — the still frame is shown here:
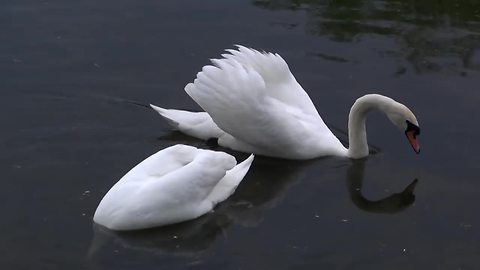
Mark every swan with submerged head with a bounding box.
[151,45,420,159]
[94,144,254,231]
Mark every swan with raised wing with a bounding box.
[151,46,420,159]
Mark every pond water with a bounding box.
[2,0,480,269]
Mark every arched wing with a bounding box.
[222,45,321,117]
[184,47,330,155]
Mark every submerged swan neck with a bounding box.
[347,94,396,159]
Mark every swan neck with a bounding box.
[347,94,392,159]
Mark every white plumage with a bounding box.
[93,144,254,231]
[152,45,420,159]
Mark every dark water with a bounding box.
[2,0,480,269]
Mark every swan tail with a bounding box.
[206,154,254,205]
[150,104,181,128]
[150,104,225,140]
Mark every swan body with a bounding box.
[152,45,420,159]
[93,144,254,231]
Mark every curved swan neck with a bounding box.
[347,94,396,159]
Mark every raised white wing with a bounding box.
[185,46,337,158]
[221,45,321,117]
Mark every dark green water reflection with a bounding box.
[255,0,480,74]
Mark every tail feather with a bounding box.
[150,104,180,128]
[207,154,255,204]
[150,104,225,140]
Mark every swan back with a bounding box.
[93,145,253,230]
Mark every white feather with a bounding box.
[152,46,420,159]
[93,144,254,230]
[183,46,346,159]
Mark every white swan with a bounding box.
[151,45,420,159]
[93,144,254,231]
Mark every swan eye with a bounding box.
[405,120,420,136]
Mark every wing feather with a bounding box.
[94,145,238,229]
[184,46,340,158]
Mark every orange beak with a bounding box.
[405,130,420,154]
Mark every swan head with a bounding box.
[385,102,420,154]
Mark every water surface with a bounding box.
[1,0,480,269]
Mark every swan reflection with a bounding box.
[347,158,418,214]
